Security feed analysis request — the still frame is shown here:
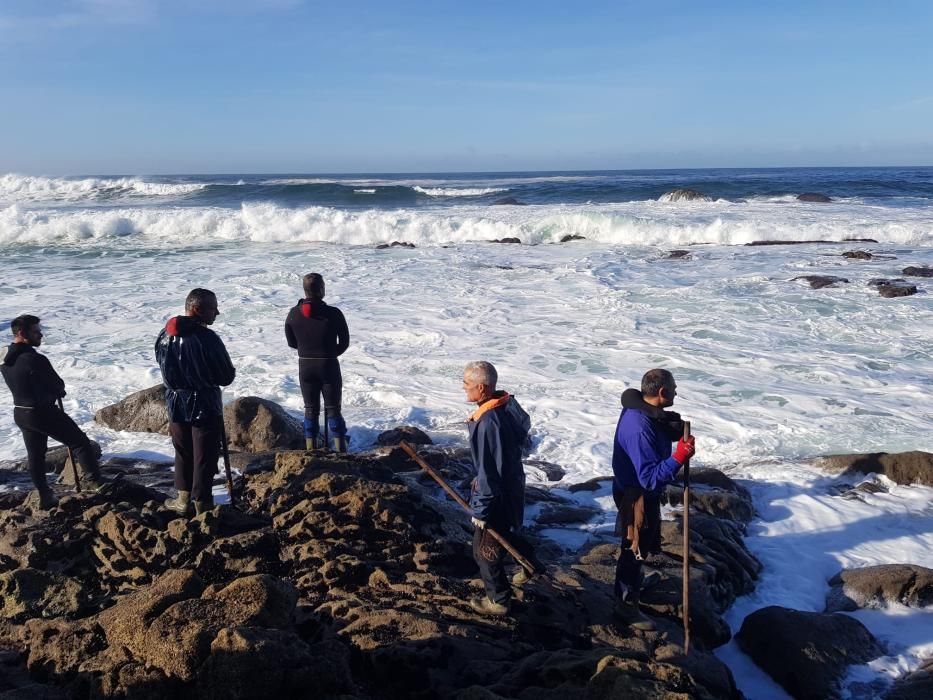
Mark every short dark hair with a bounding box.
[303,273,324,299]
[185,288,216,314]
[641,368,674,397]
[11,315,40,336]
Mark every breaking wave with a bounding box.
[1,200,931,248]
[0,174,206,203]
[412,186,508,197]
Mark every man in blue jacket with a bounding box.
[464,360,533,615]
[155,289,235,516]
[613,369,695,630]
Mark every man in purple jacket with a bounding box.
[612,369,695,629]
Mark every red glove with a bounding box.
[672,436,695,465]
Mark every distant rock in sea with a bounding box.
[842,250,873,260]
[375,241,416,249]
[658,188,712,202]
[814,450,933,486]
[491,237,522,244]
[868,278,918,298]
[903,265,933,277]
[490,197,527,206]
[793,275,848,289]
[559,234,585,242]
[797,192,833,202]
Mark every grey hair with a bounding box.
[464,361,498,388]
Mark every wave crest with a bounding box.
[0,174,206,203]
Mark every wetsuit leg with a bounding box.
[322,359,347,451]
[170,422,195,493]
[34,406,100,477]
[298,360,324,439]
[614,541,642,601]
[190,417,221,503]
[14,407,50,491]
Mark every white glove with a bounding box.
[471,517,486,530]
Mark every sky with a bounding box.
[1,0,932,174]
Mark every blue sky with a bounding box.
[1,0,932,174]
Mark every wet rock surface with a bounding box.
[902,266,933,277]
[826,564,933,612]
[223,396,303,452]
[869,278,919,298]
[842,250,873,259]
[658,188,712,202]
[793,275,849,289]
[0,449,751,698]
[736,606,883,700]
[559,234,585,242]
[887,657,933,700]
[815,450,933,486]
[662,468,754,524]
[375,241,416,249]
[94,384,170,435]
[375,426,432,447]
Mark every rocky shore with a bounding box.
[0,390,931,698]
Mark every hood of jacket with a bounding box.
[296,298,327,319]
[1,343,33,367]
[165,316,202,337]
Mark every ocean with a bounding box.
[2,166,932,698]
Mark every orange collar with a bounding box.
[468,392,510,423]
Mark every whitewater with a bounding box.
[1,168,932,698]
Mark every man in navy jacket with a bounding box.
[612,369,695,629]
[155,289,235,516]
[464,360,532,615]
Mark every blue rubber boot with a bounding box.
[303,417,321,450]
[327,413,349,454]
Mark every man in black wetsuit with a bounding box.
[1,315,105,509]
[285,273,350,452]
[156,289,236,516]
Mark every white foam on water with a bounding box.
[2,199,932,247]
[0,236,931,693]
[0,174,206,203]
[412,186,508,197]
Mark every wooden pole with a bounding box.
[398,441,539,576]
[682,420,691,655]
[219,418,235,505]
[58,398,81,493]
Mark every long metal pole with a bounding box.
[682,420,692,655]
[58,398,81,493]
[399,441,539,577]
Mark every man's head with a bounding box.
[641,368,677,408]
[463,361,497,404]
[10,315,42,347]
[303,273,325,300]
[185,288,220,325]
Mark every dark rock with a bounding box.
[491,237,522,244]
[94,385,170,435]
[1,441,102,476]
[793,275,849,289]
[845,237,879,242]
[534,504,600,526]
[523,459,566,482]
[567,476,611,493]
[376,426,433,447]
[666,250,692,260]
[0,569,89,622]
[559,234,585,242]
[659,188,712,202]
[826,564,933,612]
[843,250,873,259]
[662,483,754,524]
[874,280,918,298]
[490,197,526,206]
[736,606,883,699]
[887,657,933,700]
[797,192,833,202]
[223,397,303,453]
[376,241,416,249]
[903,266,933,278]
[815,451,933,486]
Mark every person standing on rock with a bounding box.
[285,273,350,452]
[156,289,235,516]
[1,314,106,509]
[463,360,535,615]
[612,369,695,630]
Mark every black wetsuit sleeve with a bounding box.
[284,310,298,349]
[33,354,66,400]
[333,308,349,357]
[204,332,236,387]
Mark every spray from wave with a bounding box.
[1,200,930,248]
[0,174,206,203]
